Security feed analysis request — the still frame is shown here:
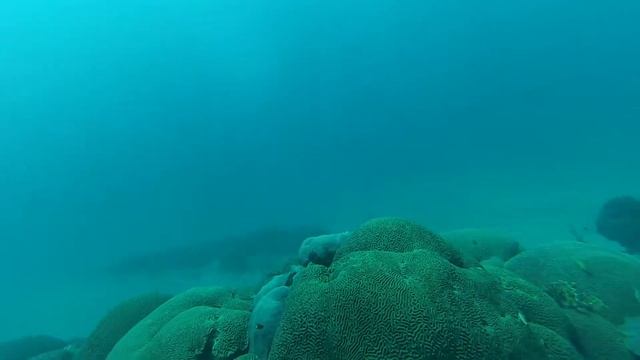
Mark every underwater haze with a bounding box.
[1,0,640,356]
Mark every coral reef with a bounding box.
[106,287,251,360]
[509,323,584,360]
[333,217,465,266]
[565,310,633,360]
[269,219,579,359]
[505,242,640,323]
[76,292,171,360]
[12,217,640,360]
[270,248,581,359]
[484,265,574,339]
[545,280,608,315]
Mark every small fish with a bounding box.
[256,323,264,330]
[634,288,640,304]
[517,312,528,326]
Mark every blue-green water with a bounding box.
[1,0,639,358]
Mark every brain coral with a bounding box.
[510,323,584,360]
[441,228,522,264]
[564,310,633,360]
[484,265,574,339]
[505,242,640,324]
[77,292,171,360]
[333,217,465,266]
[106,287,251,360]
[269,245,577,360]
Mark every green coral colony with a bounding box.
[15,217,640,360]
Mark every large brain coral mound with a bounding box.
[77,292,171,360]
[270,240,581,359]
[505,242,640,324]
[106,287,251,360]
[483,265,574,339]
[333,217,465,267]
[441,228,522,265]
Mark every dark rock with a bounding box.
[596,196,640,253]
